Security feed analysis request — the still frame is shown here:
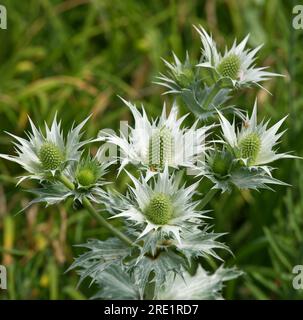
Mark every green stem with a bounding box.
[198,188,219,210]
[58,174,75,190]
[82,197,133,247]
[203,83,221,109]
[58,174,133,247]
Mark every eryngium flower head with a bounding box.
[75,154,104,188]
[208,149,233,180]
[99,99,212,173]
[155,52,197,93]
[199,148,289,193]
[64,150,111,204]
[195,26,281,89]
[218,100,295,168]
[109,167,208,243]
[25,152,110,209]
[0,114,90,183]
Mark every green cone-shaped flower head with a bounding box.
[39,142,63,170]
[145,193,173,225]
[149,127,173,170]
[76,156,101,187]
[217,53,241,79]
[175,66,195,87]
[239,132,261,165]
[77,168,96,186]
[211,151,233,179]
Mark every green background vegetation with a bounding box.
[0,0,302,299]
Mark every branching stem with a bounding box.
[198,188,219,210]
[58,174,134,247]
[203,83,221,109]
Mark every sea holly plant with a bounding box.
[0,26,297,300]
[156,25,281,119]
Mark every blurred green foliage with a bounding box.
[0,0,302,299]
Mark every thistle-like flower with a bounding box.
[24,152,110,209]
[195,101,296,192]
[110,167,209,243]
[100,99,212,173]
[195,26,281,89]
[218,101,294,169]
[199,147,288,193]
[69,151,110,203]
[156,52,197,94]
[0,115,90,183]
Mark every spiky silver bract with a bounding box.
[93,264,241,300]
[64,153,110,204]
[156,51,235,119]
[75,255,241,300]
[195,25,282,89]
[68,238,131,287]
[218,101,296,168]
[198,148,289,193]
[0,114,91,183]
[110,167,208,242]
[22,156,109,211]
[193,101,296,192]
[106,167,228,266]
[21,152,110,210]
[158,265,243,300]
[99,99,212,173]
[156,52,196,94]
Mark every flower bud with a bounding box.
[211,151,233,179]
[175,67,195,87]
[76,168,96,186]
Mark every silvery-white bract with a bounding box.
[0,115,90,183]
[199,150,288,193]
[88,263,241,300]
[156,52,196,94]
[23,153,110,210]
[66,150,111,203]
[195,101,296,192]
[110,167,208,244]
[195,26,281,89]
[99,99,212,174]
[158,265,242,300]
[218,101,295,169]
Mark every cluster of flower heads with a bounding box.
[157,26,282,119]
[0,26,297,300]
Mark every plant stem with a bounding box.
[198,188,219,210]
[58,174,133,247]
[82,197,134,247]
[203,83,221,109]
[58,174,75,190]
